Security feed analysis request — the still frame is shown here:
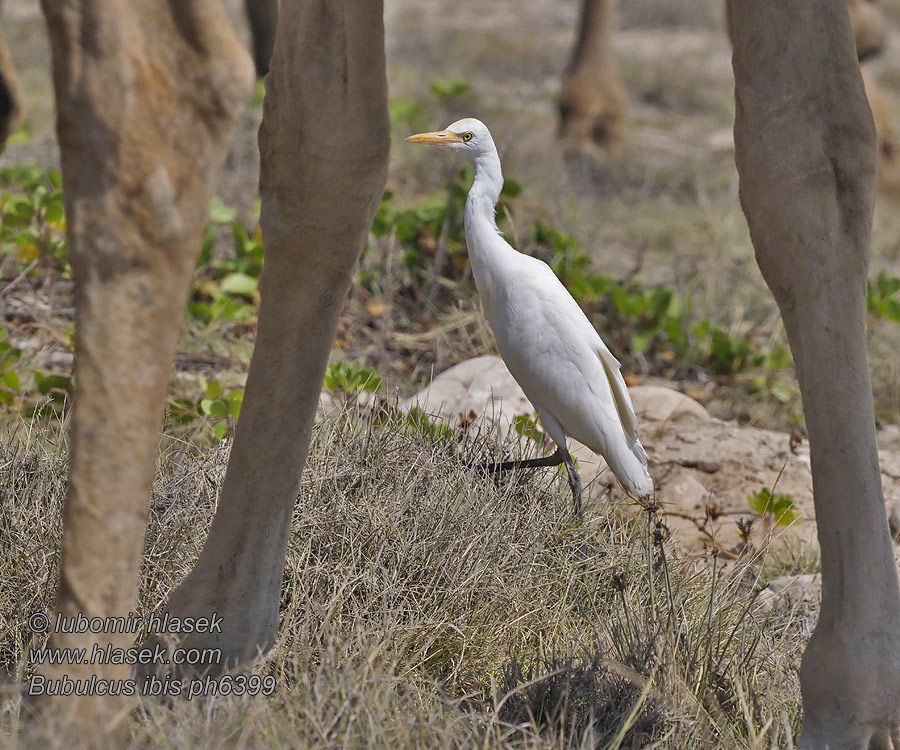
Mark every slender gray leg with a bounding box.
[563,453,582,515]
[476,446,567,473]
[476,446,582,514]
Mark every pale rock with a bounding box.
[400,355,532,441]
[629,385,710,423]
[663,469,710,511]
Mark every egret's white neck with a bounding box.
[463,141,514,310]
[466,146,504,228]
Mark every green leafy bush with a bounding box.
[747,487,799,526]
[189,197,263,324]
[324,361,383,395]
[0,327,21,407]
[868,271,900,322]
[169,378,243,443]
[0,166,67,273]
[370,169,520,300]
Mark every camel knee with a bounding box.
[0,25,21,149]
[850,0,886,62]
[558,0,625,151]
[245,0,278,77]
[557,72,626,149]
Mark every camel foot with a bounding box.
[798,618,900,750]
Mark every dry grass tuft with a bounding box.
[1,404,814,748]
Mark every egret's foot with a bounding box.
[473,447,581,514]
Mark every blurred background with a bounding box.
[2,0,900,447]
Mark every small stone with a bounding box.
[629,385,711,423]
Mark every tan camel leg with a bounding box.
[846,0,900,193]
[862,67,900,193]
[34,0,252,740]
[850,0,886,62]
[558,0,626,152]
[728,1,900,746]
[161,0,390,669]
[0,8,22,148]
[245,0,278,77]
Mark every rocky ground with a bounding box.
[392,355,900,560]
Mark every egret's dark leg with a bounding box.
[563,453,583,515]
[476,446,567,474]
[475,446,582,513]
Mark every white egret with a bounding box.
[407,118,653,511]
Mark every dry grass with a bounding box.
[1,405,814,748]
[0,0,896,745]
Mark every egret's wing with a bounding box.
[593,341,640,441]
[490,256,652,494]
[526,259,639,435]
[494,258,636,438]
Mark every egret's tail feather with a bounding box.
[610,436,653,498]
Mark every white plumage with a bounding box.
[408,118,653,503]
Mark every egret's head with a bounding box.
[406,118,494,158]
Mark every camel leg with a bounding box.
[0,8,22,149]
[34,0,252,741]
[245,0,278,77]
[728,1,900,746]
[161,0,390,669]
[558,0,627,152]
[850,0,886,62]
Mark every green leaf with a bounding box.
[198,225,217,267]
[226,389,244,417]
[748,488,798,525]
[33,371,73,397]
[768,380,794,403]
[747,488,772,516]
[208,400,229,418]
[205,379,222,399]
[429,77,470,99]
[62,326,76,351]
[764,344,792,371]
[514,413,544,443]
[2,369,20,391]
[629,330,655,355]
[251,79,266,108]
[209,196,237,225]
[500,179,522,199]
[212,422,229,442]
[219,272,258,297]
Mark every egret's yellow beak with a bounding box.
[406,130,462,146]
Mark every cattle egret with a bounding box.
[407,118,653,511]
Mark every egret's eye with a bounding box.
[462,132,474,142]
